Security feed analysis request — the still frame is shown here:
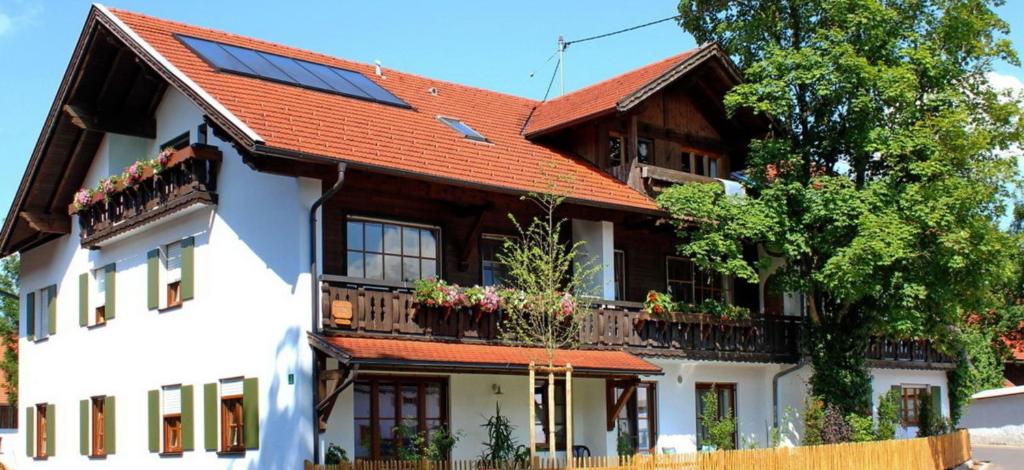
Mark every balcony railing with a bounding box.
[74,144,221,248]
[865,337,956,368]
[320,276,802,363]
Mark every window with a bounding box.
[534,379,567,450]
[437,116,488,142]
[481,234,511,286]
[36,403,48,458]
[354,376,447,459]
[613,382,657,453]
[161,131,190,151]
[683,152,722,178]
[220,378,245,453]
[91,396,106,457]
[666,257,724,305]
[164,241,183,308]
[34,286,52,340]
[695,383,736,449]
[163,386,183,453]
[609,134,623,167]
[637,138,653,164]
[614,250,626,301]
[347,218,439,282]
[680,152,692,173]
[92,268,106,325]
[901,385,927,426]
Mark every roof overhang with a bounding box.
[309,333,663,378]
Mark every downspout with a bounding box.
[772,358,808,428]
[309,162,347,464]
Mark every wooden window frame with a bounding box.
[345,217,442,283]
[666,256,725,305]
[695,383,737,449]
[163,414,183,454]
[162,241,184,309]
[901,384,927,427]
[614,249,626,301]
[613,382,658,454]
[220,395,244,453]
[534,379,567,450]
[480,234,513,287]
[35,403,47,458]
[91,396,106,457]
[609,133,624,167]
[353,375,449,460]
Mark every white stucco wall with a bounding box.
[16,88,320,468]
[960,389,1024,446]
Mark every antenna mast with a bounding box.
[557,35,566,96]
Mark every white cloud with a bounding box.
[0,13,11,36]
[988,71,1024,93]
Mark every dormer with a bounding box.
[524,43,770,197]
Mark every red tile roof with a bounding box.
[106,8,674,212]
[313,335,662,376]
[524,51,697,136]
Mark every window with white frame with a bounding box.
[92,267,107,325]
[163,240,183,308]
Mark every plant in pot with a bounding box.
[480,403,530,470]
[641,290,675,325]
[325,443,348,464]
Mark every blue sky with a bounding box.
[1,0,1023,216]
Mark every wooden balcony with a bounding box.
[865,337,956,369]
[74,144,221,248]
[320,276,802,363]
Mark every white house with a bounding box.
[0,5,955,468]
[960,385,1024,446]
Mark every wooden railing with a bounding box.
[75,144,222,248]
[304,430,970,470]
[0,405,16,429]
[865,337,956,367]
[320,276,801,362]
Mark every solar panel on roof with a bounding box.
[438,116,488,142]
[175,34,410,109]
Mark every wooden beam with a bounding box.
[19,212,70,235]
[606,381,636,431]
[63,104,156,138]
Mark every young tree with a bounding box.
[0,254,18,406]
[666,0,1024,414]
[497,191,598,458]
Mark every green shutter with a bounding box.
[204,383,217,451]
[26,292,35,340]
[182,385,195,451]
[931,385,942,417]
[148,390,159,453]
[181,237,195,301]
[47,285,57,336]
[25,406,34,457]
[79,399,89,456]
[243,377,259,449]
[104,396,116,455]
[79,273,89,327]
[105,264,116,320]
[45,403,55,457]
[147,249,160,310]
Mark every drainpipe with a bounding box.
[772,357,808,428]
[309,162,347,464]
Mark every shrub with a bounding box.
[616,430,633,456]
[847,413,875,442]
[821,403,852,444]
[875,389,901,440]
[802,397,825,446]
[916,389,950,437]
[699,386,738,450]
[325,443,348,464]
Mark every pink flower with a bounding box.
[158,148,174,167]
[101,178,115,194]
[559,293,576,317]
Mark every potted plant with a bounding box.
[639,290,675,326]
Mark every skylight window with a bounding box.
[175,35,409,109]
[438,116,488,142]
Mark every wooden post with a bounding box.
[528,362,537,460]
[548,370,556,461]
[565,364,573,468]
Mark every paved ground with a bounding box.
[972,445,1024,469]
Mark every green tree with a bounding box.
[667,0,1024,414]
[0,255,18,406]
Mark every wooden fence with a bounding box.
[304,430,971,470]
